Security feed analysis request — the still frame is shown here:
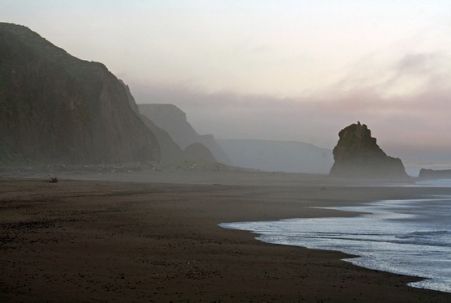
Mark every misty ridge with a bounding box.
[0,22,449,180]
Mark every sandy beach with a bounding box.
[1,174,451,302]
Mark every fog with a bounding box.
[132,51,451,173]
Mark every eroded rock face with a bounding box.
[0,23,159,164]
[330,122,407,178]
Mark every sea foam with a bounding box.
[220,192,451,293]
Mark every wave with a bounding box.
[221,197,451,293]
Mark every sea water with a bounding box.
[220,181,451,293]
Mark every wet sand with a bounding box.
[1,175,451,302]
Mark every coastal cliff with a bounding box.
[139,104,230,164]
[0,23,159,164]
[184,143,216,163]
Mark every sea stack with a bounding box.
[330,122,407,178]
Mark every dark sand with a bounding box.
[1,175,451,302]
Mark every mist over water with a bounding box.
[414,179,451,188]
[221,182,451,293]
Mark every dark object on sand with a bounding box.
[330,122,407,179]
[48,177,58,183]
[419,168,451,179]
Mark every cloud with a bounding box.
[382,52,451,95]
[396,53,447,75]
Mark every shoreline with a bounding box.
[219,197,451,294]
[1,176,451,302]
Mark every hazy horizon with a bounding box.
[2,0,451,171]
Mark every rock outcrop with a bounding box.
[138,104,230,164]
[0,23,159,164]
[330,122,407,178]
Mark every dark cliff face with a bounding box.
[330,122,407,178]
[0,23,159,164]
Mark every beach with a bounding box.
[1,174,451,302]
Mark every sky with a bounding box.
[2,0,451,169]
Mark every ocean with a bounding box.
[220,181,451,293]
